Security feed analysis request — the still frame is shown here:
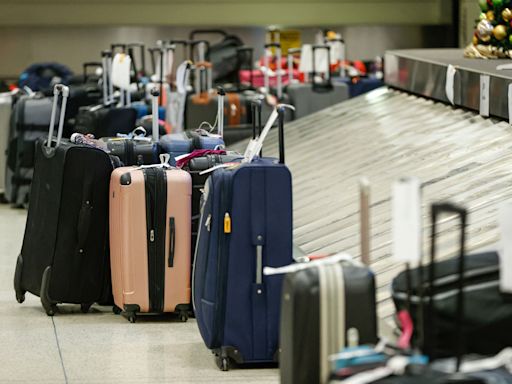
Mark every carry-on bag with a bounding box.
[101,88,162,166]
[287,45,349,119]
[109,154,192,323]
[0,91,13,197]
[5,93,55,206]
[13,84,114,315]
[392,204,512,358]
[192,104,294,370]
[277,179,378,384]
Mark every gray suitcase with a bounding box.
[5,95,56,206]
[287,45,349,119]
[0,92,12,197]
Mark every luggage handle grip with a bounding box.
[47,84,69,149]
[256,244,263,284]
[189,29,227,40]
[111,43,127,53]
[428,202,467,369]
[168,217,176,267]
[82,62,102,83]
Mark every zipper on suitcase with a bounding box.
[144,168,167,313]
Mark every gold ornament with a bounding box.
[493,24,508,41]
[487,10,495,21]
[473,35,479,45]
[503,8,512,22]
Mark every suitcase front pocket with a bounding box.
[200,298,216,347]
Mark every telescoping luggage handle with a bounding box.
[287,47,301,84]
[242,103,295,164]
[101,50,113,105]
[312,44,334,93]
[217,87,225,137]
[46,84,69,149]
[150,87,160,142]
[263,43,283,99]
[237,46,255,90]
[428,203,468,372]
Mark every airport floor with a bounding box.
[0,205,279,384]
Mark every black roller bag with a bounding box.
[14,84,115,315]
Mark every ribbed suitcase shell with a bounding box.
[110,166,192,318]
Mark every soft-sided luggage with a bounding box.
[109,154,192,323]
[0,92,13,197]
[287,45,349,119]
[101,88,162,166]
[192,104,294,370]
[161,88,225,165]
[14,84,114,315]
[392,207,512,358]
[5,94,55,207]
[278,179,378,384]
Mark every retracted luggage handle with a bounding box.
[263,43,283,99]
[46,84,69,149]
[251,98,263,141]
[169,40,190,61]
[190,40,211,63]
[428,202,468,371]
[127,43,146,76]
[101,50,114,105]
[312,44,334,93]
[150,88,160,142]
[111,43,127,54]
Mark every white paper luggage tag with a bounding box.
[498,203,512,294]
[111,53,132,90]
[299,44,313,74]
[480,74,490,117]
[314,49,329,75]
[445,65,457,105]
[242,108,280,163]
[392,177,422,264]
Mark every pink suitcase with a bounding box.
[110,159,192,323]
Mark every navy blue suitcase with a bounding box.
[160,130,224,166]
[192,105,293,370]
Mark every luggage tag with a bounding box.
[299,44,313,74]
[392,177,422,264]
[111,53,132,90]
[242,108,280,163]
[498,203,512,294]
[263,252,353,276]
[115,127,151,142]
[445,64,457,105]
[135,153,172,170]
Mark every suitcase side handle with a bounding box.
[427,202,467,369]
[168,217,176,267]
[46,84,69,149]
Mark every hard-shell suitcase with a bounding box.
[101,88,162,166]
[278,180,378,384]
[287,45,349,119]
[109,155,192,323]
[192,104,294,370]
[5,94,55,206]
[14,84,114,315]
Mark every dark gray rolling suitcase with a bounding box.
[286,45,349,119]
[14,84,114,316]
[5,94,55,207]
[278,180,378,384]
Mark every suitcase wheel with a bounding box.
[215,355,230,371]
[112,305,122,315]
[40,266,57,316]
[14,254,26,303]
[80,303,92,313]
[45,304,58,317]
[179,311,188,323]
[127,313,137,323]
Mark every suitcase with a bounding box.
[287,45,349,119]
[109,155,192,323]
[5,94,55,206]
[161,88,225,166]
[279,179,378,384]
[0,92,12,197]
[192,104,294,370]
[13,84,114,315]
[101,88,162,166]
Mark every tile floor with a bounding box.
[0,205,279,383]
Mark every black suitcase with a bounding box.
[392,203,512,358]
[279,179,378,384]
[101,88,162,166]
[14,84,115,315]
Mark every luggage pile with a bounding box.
[4,36,511,382]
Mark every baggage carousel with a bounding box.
[232,49,512,324]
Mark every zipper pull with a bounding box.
[205,214,212,232]
[224,212,231,234]
[150,229,155,242]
